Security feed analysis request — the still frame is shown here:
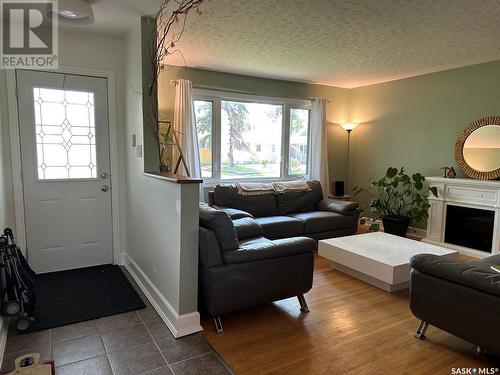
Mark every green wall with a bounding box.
[349,60,500,210]
[157,66,351,185]
[155,60,500,209]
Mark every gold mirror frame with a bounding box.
[455,116,500,180]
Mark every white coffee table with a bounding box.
[318,232,458,292]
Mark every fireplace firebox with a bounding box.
[444,205,494,253]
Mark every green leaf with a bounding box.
[429,186,438,198]
[386,167,398,178]
[412,173,423,183]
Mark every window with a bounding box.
[194,100,213,178]
[289,108,310,175]
[33,87,96,180]
[194,90,311,182]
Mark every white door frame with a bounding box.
[6,65,122,266]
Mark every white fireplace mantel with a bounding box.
[423,176,500,258]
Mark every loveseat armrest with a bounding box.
[316,199,359,216]
[199,227,224,267]
[212,205,254,220]
[410,254,500,297]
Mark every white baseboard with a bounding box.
[123,253,203,338]
[359,217,427,239]
[0,317,9,369]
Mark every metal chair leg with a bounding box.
[297,294,310,313]
[414,320,429,340]
[477,346,487,355]
[213,316,224,334]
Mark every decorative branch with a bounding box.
[147,0,205,171]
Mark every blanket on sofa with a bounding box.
[235,180,311,196]
[273,180,311,193]
[235,182,275,196]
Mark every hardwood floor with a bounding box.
[201,243,499,374]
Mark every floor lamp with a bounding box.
[340,123,359,192]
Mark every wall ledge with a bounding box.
[143,172,203,184]
[123,253,203,338]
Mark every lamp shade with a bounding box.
[48,0,95,25]
[340,122,359,132]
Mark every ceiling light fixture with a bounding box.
[48,0,95,25]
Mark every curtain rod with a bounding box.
[169,80,332,103]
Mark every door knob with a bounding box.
[101,185,109,192]
[101,172,108,179]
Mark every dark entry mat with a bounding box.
[25,265,145,333]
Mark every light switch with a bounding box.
[131,134,136,147]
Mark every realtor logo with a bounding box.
[1,0,58,69]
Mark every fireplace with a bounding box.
[444,205,494,253]
[424,177,499,258]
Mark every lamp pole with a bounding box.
[340,122,358,195]
[346,129,351,192]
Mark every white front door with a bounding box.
[17,70,113,273]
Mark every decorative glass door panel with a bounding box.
[33,87,97,180]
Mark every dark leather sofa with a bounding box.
[208,180,360,240]
[198,180,360,332]
[199,204,316,333]
[409,253,500,356]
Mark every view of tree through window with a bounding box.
[221,101,282,179]
[194,93,310,181]
[289,108,309,175]
[194,100,213,178]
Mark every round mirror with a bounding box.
[455,117,500,180]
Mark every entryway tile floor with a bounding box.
[2,268,233,375]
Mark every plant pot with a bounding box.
[381,215,411,237]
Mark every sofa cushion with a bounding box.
[213,184,278,217]
[233,217,263,241]
[410,254,500,297]
[199,204,239,252]
[288,211,354,234]
[254,216,304,239]
[212,206,254,220]
[275,180,323,215]
[483,254,500,265]
[223,236,314,264]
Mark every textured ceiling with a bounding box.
[68,0,500,88]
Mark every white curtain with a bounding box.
[173,79,203,200]
[310,98,330,197]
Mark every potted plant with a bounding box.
[362,167,438,237]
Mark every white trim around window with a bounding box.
[193,88,312,186]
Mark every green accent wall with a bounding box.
[141,17,160,172]
[154,59,500,213]
[349,60,500,211]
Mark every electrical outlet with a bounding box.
[136,145,143,158]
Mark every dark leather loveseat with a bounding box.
[199,204,316,333]
[409,253,500,357]
[198,180,360,332]
[208,180,360,240]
